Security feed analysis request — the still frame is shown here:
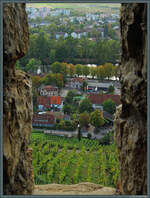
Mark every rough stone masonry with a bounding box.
[3,3,34,194]
[114,3,147,195]
[3,3,147,195]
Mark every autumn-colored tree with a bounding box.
[90,110,105,129]
[90,67,97,79]
[113,65,120,80]
[61,62,68,77]
[68,63,75,77]
[56,73,64,91]
[31,75,41,91]
[82,65,90,77]
[97,66,106,81]
[75,64,82,77]
[103,63,114,80]
[79,112,90,128]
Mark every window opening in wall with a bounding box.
[19,2,121,195]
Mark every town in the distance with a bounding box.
[18,3,121,142]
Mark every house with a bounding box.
[88,93,121,110]
[46,111,64,120]
[37,96,51,110]
[32,112,55,127]
[71,32,78,39]
[40,85,58,96]
[56,32,68,39]
[66,77,86,89]
[50,96,62,110]
[37,96,62,111]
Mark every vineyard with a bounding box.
[30,131,120,187]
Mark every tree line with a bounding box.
[18,30,120,71]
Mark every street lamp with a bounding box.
[77,123,81,141]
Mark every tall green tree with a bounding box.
[50,61,62,73]
[90,110,105,129]
[79,112,90,128]
[82,65,90,77]
[75,64,82,77]
[90,67,97,79]
[102,99,116,114]
[25,58,41,74]
[79,98,93,113]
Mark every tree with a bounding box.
[68,63,75,77]
[75,64,82,77]
[103,63,114,80]
[62,104,72,115]
[79,112,90,128]
[81,80,88,92]
[25,58,42,74]
[102,99,116,114]
[64,90,76,104]
[90,67,97,79]
[61,62,68,77]
[79,98,93,113]
[56,73,64,91]
[49,49,56,64]
[82,65,90,77]
[97,66,106,81]
[107,85,115,94]
[50,61,62,73]
[90,110,105,129]
[113,65,120,80]
[31,75,41,91]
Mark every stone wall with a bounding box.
[114,3,147,195]
[3,3,34,194]
[3,2,147,195]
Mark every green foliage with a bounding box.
[82,65,90,77]
[102,99,116,114]
[16,61,21,70]
[25,58,42,73]
[81,80,88,91]
[107,85,115,94]
[75,64,83,77]
[62,104,73,115]
[79,112,90,127]
[30,132,120,186]
[90,110,105,129]
[99,131,114,145]
[79,98,93,113]
[50,61,62,73]
[64,90,76,104]
[20,29,120,69]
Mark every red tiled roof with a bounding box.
[88,94,121,106]
[71,77,86,83]
[42,85,57,92]
[50,96,61,105]
[37,96,62,106]
[37,96,51,107]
